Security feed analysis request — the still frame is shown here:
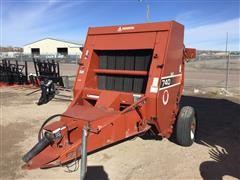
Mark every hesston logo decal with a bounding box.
[117,26,135,32]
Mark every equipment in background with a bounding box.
[22,21,197,179]
[37,79,56,105]
[0,59,28,86]
[32,59,65,105]
[33,59,64,87]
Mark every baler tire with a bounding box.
[176,106,196,147]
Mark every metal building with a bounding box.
[23,38,82,57]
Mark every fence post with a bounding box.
[63,76,70,89]
[225,52,230,91]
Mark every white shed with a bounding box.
[23,38,82,57]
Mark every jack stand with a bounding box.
[80,127,88,180]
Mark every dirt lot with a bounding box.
[0,59,240,180]
[0,86,239,180]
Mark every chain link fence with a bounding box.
[185,53,240,95]
[1,52,239,95]
[0,52,81,64]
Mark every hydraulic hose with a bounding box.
[38,114,74,141]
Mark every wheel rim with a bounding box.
[190,118,196,140]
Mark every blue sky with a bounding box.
[1,0,239,50]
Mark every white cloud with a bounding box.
[2,1,82,46]
[185,18,240,51]
[2,2,240,51]
[175,10,198,27]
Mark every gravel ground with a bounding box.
[0,59,239,180]
[0,86,239,180]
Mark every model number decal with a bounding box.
[159,73,182,91]
[160,78,172,88]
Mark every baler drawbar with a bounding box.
[22,21,196,177]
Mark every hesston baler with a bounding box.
[22,21,196,177]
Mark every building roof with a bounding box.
[24,37,83,46]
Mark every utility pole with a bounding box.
[225,32,230,91]
[138,0,150,22]
[146,4,150,22]
[225,32,228,53]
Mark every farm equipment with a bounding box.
[22,21,196,177]
[32,59,64,105]
[0,59,28,86]
[33,59,64,87]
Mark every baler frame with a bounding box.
[22,21,196,179]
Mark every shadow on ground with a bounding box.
[85,166,109,180]
[181,95,240,179]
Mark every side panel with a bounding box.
[144,31,169,121]
[156,23,184,137]
[74,35,98,96]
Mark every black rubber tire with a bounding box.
[176,106,196,147]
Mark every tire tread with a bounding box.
[176,106,196,146]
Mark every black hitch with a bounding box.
[22,132,53,163]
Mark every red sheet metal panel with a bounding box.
[92,32,157,50]
[88,21,172,35]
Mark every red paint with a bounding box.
[23,21,196,169]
